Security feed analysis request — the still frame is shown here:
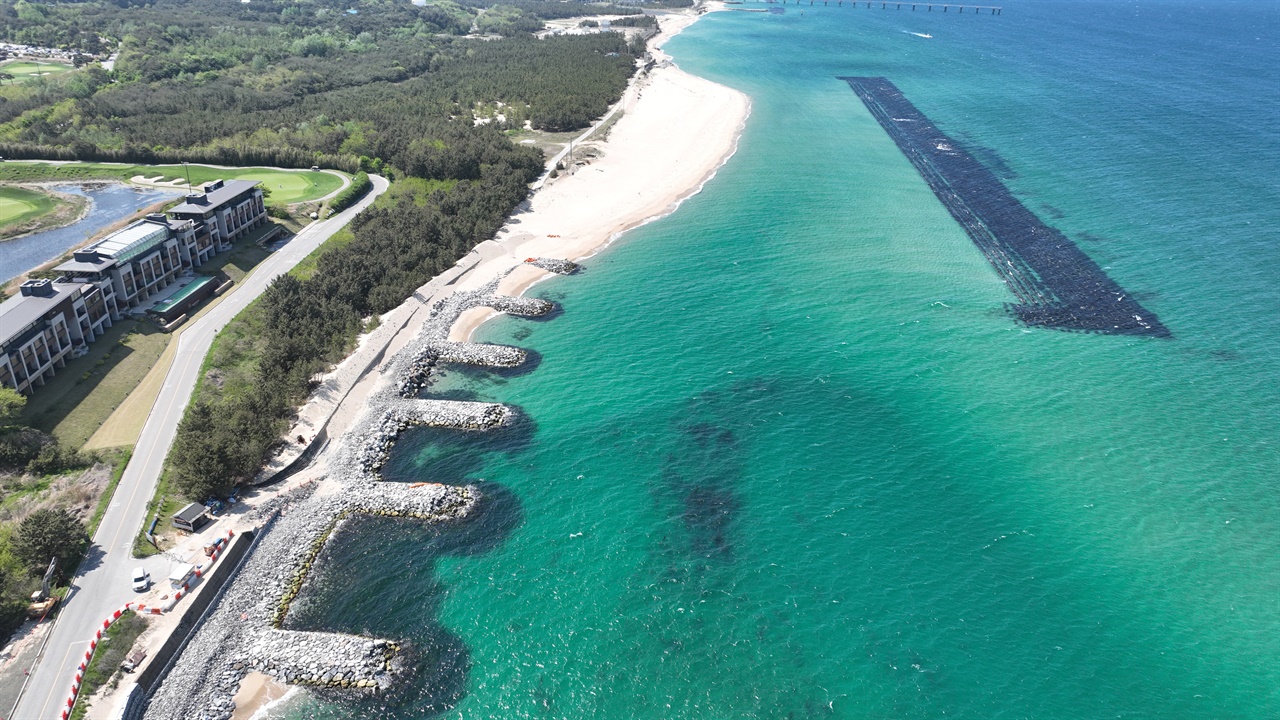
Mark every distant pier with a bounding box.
[840,77,1169,337]
[754,0,1002,13]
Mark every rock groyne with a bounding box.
[528,256,581,275]
[244,630,402,691]
[145,274,564,719]
[145,482,479,720]
[351,401,513,479]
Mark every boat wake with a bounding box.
[902,30,933,38]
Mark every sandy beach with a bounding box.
[447,7,750,341]
[229,672,293,720]
[210,8,749,718]
[242,3,749,489]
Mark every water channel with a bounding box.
[0,183,181,283]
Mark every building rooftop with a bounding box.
[53,256,118,274]
[168,179,260,216]
[172,502,208,523]
[0,282,77,348]
[83,220,170,264]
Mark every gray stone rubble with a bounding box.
[143,270,564,719]
[353,400,513,479]
[528,257,581,275]
[243,630,400,690]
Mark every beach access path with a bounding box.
[10,175,388,720]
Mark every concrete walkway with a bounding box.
[255,250,485,485]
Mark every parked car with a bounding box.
[131,567,151,592]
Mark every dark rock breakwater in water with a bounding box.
[840,76,1170,338]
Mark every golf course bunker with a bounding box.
[841,76,1170,338]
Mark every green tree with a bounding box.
[0,563,32,642]
[13,509,89,581]
[167,402,236,500]
[0,388,24,426]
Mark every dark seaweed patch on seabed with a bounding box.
[653,390,756,564]
[840,76,1170,338]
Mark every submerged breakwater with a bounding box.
[841,76,1170,337]
[258,4,1279,718]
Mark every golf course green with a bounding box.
[0,184,59,232]
[135,165,346,204]
[0,162,347,204]
[0,60,74,81]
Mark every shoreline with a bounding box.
[446,4,750,342]
[0,183,93,244]
[151,5,751,718]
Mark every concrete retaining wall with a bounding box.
[122,527,261,719]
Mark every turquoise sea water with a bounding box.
[280,1,1280,717]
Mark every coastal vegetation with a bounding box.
[0,0,644,169]
[0,388,115,642]
[68,609,147,720]
[0,387,89,482]
[166,161,540,502]
[324,170,370,215]
[0,0,644,629]
[13,0,648,521]
[10,507,87,579]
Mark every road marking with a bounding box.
[13,178,388,720]
[36,641,83,719]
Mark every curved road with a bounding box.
[11,175,388,720]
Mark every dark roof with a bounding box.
[0,284,77,347]
[172,502,208,523]
[168,179,261,216]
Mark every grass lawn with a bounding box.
[0,60,74,81]
[0,162,346,204]
[505,127,581,158]
[203,233,272,283]
[133,164,345,204]
[24,221,282,450]
[83,222,285,453]
[19,320,170,449]
[0,184,56,228]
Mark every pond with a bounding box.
[0,183,182,283]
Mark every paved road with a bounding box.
[10,175,388,720]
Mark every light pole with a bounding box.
[183,161,192,193]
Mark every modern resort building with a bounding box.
[1,179,266,395]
